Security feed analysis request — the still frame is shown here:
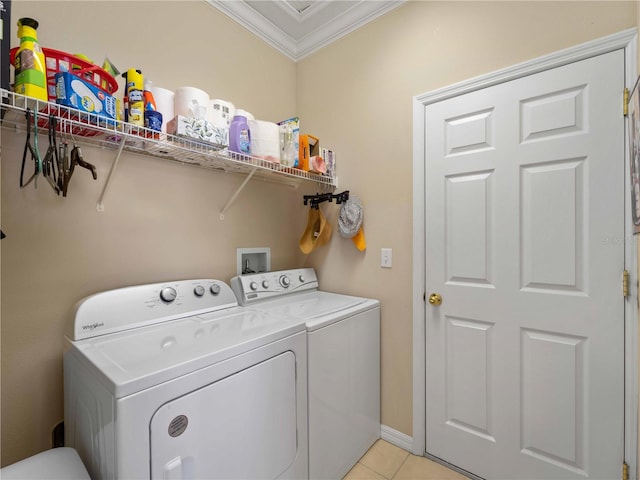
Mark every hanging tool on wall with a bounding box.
[56,136,68,193]
[19,110,98,196]
[61,134,98,197]
[20,108,42,188]
[42,115,60,194]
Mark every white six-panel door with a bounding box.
[425,50,625,479]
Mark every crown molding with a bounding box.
[296,1,404,60]
[276,0,333,22]
[206,0,405,62]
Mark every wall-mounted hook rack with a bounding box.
[303,190,349,209]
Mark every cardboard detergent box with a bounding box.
[55,72,117,121]
[166,115,227,147]
[299,134,319,171]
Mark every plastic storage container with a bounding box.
[10,47,119,102]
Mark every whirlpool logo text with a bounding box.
[82,322,104,331]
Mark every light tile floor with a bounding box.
[343,440,468,480]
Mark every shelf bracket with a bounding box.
[219,168,257,220]
[96,136,126,212]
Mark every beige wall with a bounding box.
[1,0,637,468]
[1,0,305,466]
[296,1,636,437]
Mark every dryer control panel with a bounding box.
[231,268,318,305]
[67,279,238,341]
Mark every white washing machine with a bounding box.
[231,268,380,480]
[63,278,308,480]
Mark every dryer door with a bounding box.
[150,351,298,479]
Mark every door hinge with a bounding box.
[423,292,426,303]
[623,461,629,480]
[623,270,629,298]
[624,88,630,116]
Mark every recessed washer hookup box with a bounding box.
[55,72,117,121]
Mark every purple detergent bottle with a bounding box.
[229,109,251,154]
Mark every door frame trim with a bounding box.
[412,27,638,476]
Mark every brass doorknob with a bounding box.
[428,293,442,306]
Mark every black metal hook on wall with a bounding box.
[303,190,349,209]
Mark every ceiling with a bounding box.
[207,0,405,61]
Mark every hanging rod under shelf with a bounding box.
[1,89,336,210]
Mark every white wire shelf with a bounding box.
[1,89,336,214]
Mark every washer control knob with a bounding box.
[279,275,290,288]
[250,281,259,291]
[210,284,221,295]
[299,274,305,283]
[194,285,205,297]
[262,280,269,289]
[160,287,177,303]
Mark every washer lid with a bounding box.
[249,291,380,331]
[67,307,306,398]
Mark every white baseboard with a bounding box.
[380,424,414,452]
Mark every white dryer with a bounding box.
[63,278,308,480]
[231,268,380,480]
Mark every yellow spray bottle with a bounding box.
[14,18,48,101]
